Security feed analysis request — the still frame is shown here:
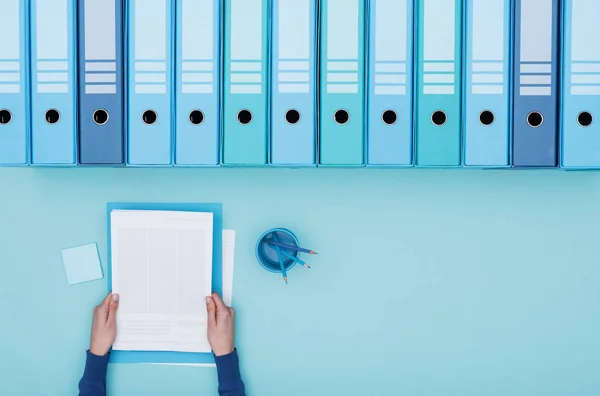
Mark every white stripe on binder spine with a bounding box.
[571,74,600,84]
[571,86,600,95]
[571,63,600,73]
[472,86,503,94]
[0,85,20,93]
[37,61,68,71]
[0,73,19,82]
[424,74,454,84]
[520,86,551,96]
[135,73,167,83]
[327,73,358,83]
[0,61,20,71]
[279,61,309,71]
[520,63,551,73]
[520,75,552,85]
[423,63,454,72]
[327,84,358,94]
[375,62,406,73]
[375,86,406,95]
[135,84,167,94]
[231,85,262,94]
[472,74,503,84]
[37,72,68,82]
[182,73,213,83]
[85,73,116,83]
[231,74,261,83]
[375,74,406,84]
[472,62,503,72]
[327,62,358,71]
[85,62,116,72]
[278,72,309,82]
[86,85,116,94]
[231,62,262,72]
[135,62,166,72]
[424,86,454,95]
[182,61,213,72]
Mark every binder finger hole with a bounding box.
[45,109,60,124]
[285,109,301,125]
[431,110,447,126]
[142,110,158,125]
[479,110,495,126]
[93,109,109,126]
[382,110,397,125]
[578,111,593,127]
[0,109,12,125]
[334,109,350,125]
[527,111,543,128]
[237,109,253,125]
[189,110,205,125]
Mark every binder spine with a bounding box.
[0,0,29,165]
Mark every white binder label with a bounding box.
[230,0,263,94]
[374,0,407,96]
[277,0,311,94]
[182,0,214,94]
[423,0,455,95]
[36,0,69,94]
[85,0,117,95]
[471,0,504,95]
[519,0,552,96]
[135,0,168,95]
[326,0,359,94]
[0,0,20,93]
[570,0,600,95]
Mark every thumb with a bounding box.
[206,296,217,329]
[107,294,120,326]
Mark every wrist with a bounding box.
[89,345,109,357]
[213,345,235,357]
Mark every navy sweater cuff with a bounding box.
[214,349,245,393]
[83,350,110,381]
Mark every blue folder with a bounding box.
[270,0,317,167]
[415,0,462,167]
[366,0,413,166]
[78,0,125,165]
[512,0,559,167]
[463,0,511,167]
[222,0,269,166]
[319,0,366,166]
[174,0,221,166]
[30,0,77,166]
[0,0,29,166]
[106,202,223,364]
[560,0,600,169]
[127,0,173,166]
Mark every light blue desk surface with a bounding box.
[1,168,600,395]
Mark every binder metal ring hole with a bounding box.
[189,110,205,125]
[0,109,12,125]
[578,111,593,127]
[285,109,301,125]
[527,111,543,128]
[431,110,447,126]
[237,109,253,125]
[479,110,495,126]
[382,110,397,125]
[45,109,60,124]
[334,109,350,125]
[142,110,158,125]
[93,109,109,126]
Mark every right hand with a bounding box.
[89,292,120,356]
[206,292,236,356]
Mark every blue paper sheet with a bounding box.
[106,202,223,364]
[61,243,103,285]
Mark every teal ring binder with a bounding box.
[256,228,300,273]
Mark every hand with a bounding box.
[89,292,120,356]
[206,292,236,356]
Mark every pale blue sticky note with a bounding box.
[61,243,103,285]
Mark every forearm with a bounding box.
[215,349,246,396]
[78,350,109,396]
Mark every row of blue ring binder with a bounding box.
[0,0,598,169]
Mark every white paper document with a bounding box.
[110,210,213,353]
[222,230,236,307]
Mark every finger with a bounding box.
[211,292,228,312]
[107,294,120,326]
[99,292,113,309]
[206,296,217,328]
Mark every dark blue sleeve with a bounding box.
[214,349,246,396]
[78,350,110,396]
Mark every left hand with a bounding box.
[89,292,120,356]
